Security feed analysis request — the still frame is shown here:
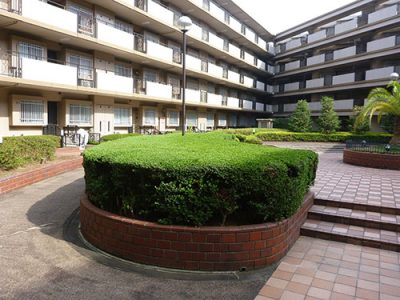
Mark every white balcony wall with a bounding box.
[308,30,327,43]
[332,73,355,85]
[147,40,173,62]
[229,16,242,33]
[21,0,78,33]
[96,71,133,94]
[208,63,223,78]
[272,105,279,113]
[307,54,325,66]
[147,0,174,26]
[334,99,354,110]
[333,46,356,60]
[146,81,172,98]
[244,52,255,65]
[335,18,358,35]
[267,43,276,55]
[186,55,202,72]
[284,103,297,113]
[21,58,77,86]
[186,89,201,103]
[284,82,300,92]
[266,85,274,94]
[188,23,203,40]
[96,21,134,50]
[265,105,273,112]
[191,0,203,8]
[245,28,256,43]
[257,60,266,71]
[209,1,225,23]
[208,32,224,50]
[308,102,321,111]
[285,60,301,71]
[227,97,239,108]
[367,36,397,52]
[256,102,265,111]
[243,100,253,110]
[365,66,396,81]
[256,81,265,91]
[227,70,240,83]
[207,93,222,106]
[273,85,280,93]
[368,5,399,24]
[267,65,275,74]
[286,38,303,50]
[228,43,241,58]
[306,78,324,89]
[242,75,254,88]
[258,38,267,50]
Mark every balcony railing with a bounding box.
[96,70,134,94]
[285,60,301,72]
[335,18,359,35]
[96,20,134,50]
[284,82,300,92]
[333,45,356,60]
[306,78,324,89]
[242,75,255,88]
[332,72,355,85]
[256,102,265,112]
[186,55,202,72]
[368,4,399,24]
[367,35,398,52]
[145,81,173,99]
[228,70,240,83]
[146,40,174,63]
[242,100,253,110]
[365,66,399,81]
[307,54,325,66]
[227,97,240,108]
[256,81,265,91]
[146,0,174,26]
[308,30,327,44]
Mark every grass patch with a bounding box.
[101,133,140,142]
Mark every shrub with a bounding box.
[288,100,312,132]
[224,128,288,136]
[380,114,395,134]
[255,131,392,143]
[101,133,140,142]
[273,118,290,130]
[244,135,263,145]
[0,135,60,170]
[83,133,318,226]
[318,96,341,133]
[349,106,370,133]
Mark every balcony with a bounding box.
[242,75,254,88]
[146,40,173,63]
[227,97,240,108]
[286,38,305,51]
[186,55,202,72]
[256,81,265,91]
[368,4,399,24]
[283,103,297,113]
[365,66,397,81]
[335,18,359,35]
[267,64,275,75]
[146,81,173,98]
[308,30,327,44]
[96,21,134,50]
[266,105,273,113]
[307,54,325,66]
[242,100,253,110]
[20,0,77,33]
[333,99,354,110]
[245,28,257,43]
[208,63,223,78]
[332,72,355,85]
[266,85,274,94]
[257,60,266,71]
[228,70,240,83]
[186,89,202,103]
[20,57,77,86]
[147,0,174,27]
[284,82,300,92]
[207,93,222,106]
[243,52,255,66]
[228,43,241,59]
[256,102,265,112]
[229,16,242,33]
[285,60,301,72]
[306,78,324,89]
[258,39,267,51]
[209,1,225,23]
[96,71,133,94]
[188,23,203,40]
[208,32,224,51]
[367,35,398,52]
[267,43,276,55]
[333,46,356,60]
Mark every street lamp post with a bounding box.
[177,16,192,136]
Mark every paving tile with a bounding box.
[333,283,356,296]
[286,282,310,295]
[280,291,305,300]
[307,287,331,299]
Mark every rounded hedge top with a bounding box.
[83,132,318,226]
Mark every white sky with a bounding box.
[232,0,356,34]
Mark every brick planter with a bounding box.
[80,192,314,272]
[343,149,400,170]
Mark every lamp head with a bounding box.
[177,16,193,32]
[390,72,399,81]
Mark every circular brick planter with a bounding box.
[80,192,314,272]
[343,149,400,170]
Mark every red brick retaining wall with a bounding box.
[0,157,83,194]
[80,192,314,271]
[343,149,400,170]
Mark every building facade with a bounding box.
[0,0,398,137]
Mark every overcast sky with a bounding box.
[232,0,356,34]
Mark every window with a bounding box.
[68,54,93,80]
[186,111,198,127]
[114,107,131,126]
[218,113,227,127]
[18,42,44,60]
[115,19,132,33]
[115,63,132,78]
[20,100,44,124]
[68,4,94,35]
[207,112,214,127]
[167,110,179,127]
[69,104,92,124]
[143,70,158,83]
[143,108,156,126]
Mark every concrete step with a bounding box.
[314,198,400,215]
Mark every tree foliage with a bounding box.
[318,96,341,134]
[288,100,312,132]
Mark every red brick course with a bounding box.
[80,192,314,271]
[0,157,83,195]
[343,149,400,170]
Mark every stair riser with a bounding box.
[308,212,400,232]
[301,228,400,252]
[314,198,400,215]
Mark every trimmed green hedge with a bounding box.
[0,135,60,170]
[101,133,140,142]
[83,133,318,226]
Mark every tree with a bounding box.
[288,100,312,132]
[349,106,370,133]
[357,81,400,144]
[318,96,340,134]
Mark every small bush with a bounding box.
[101,133,140,142]
[244,135,263,145]
[84,133,318,226]
[0,135,60,170]
[288,100,312,132]
[318,96,341,133]
[349,106,370,133]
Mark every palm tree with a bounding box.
[357,80,400,145]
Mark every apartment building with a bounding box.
[0,0,275,137]
[272,0,400,129]
[0,0,398,137]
